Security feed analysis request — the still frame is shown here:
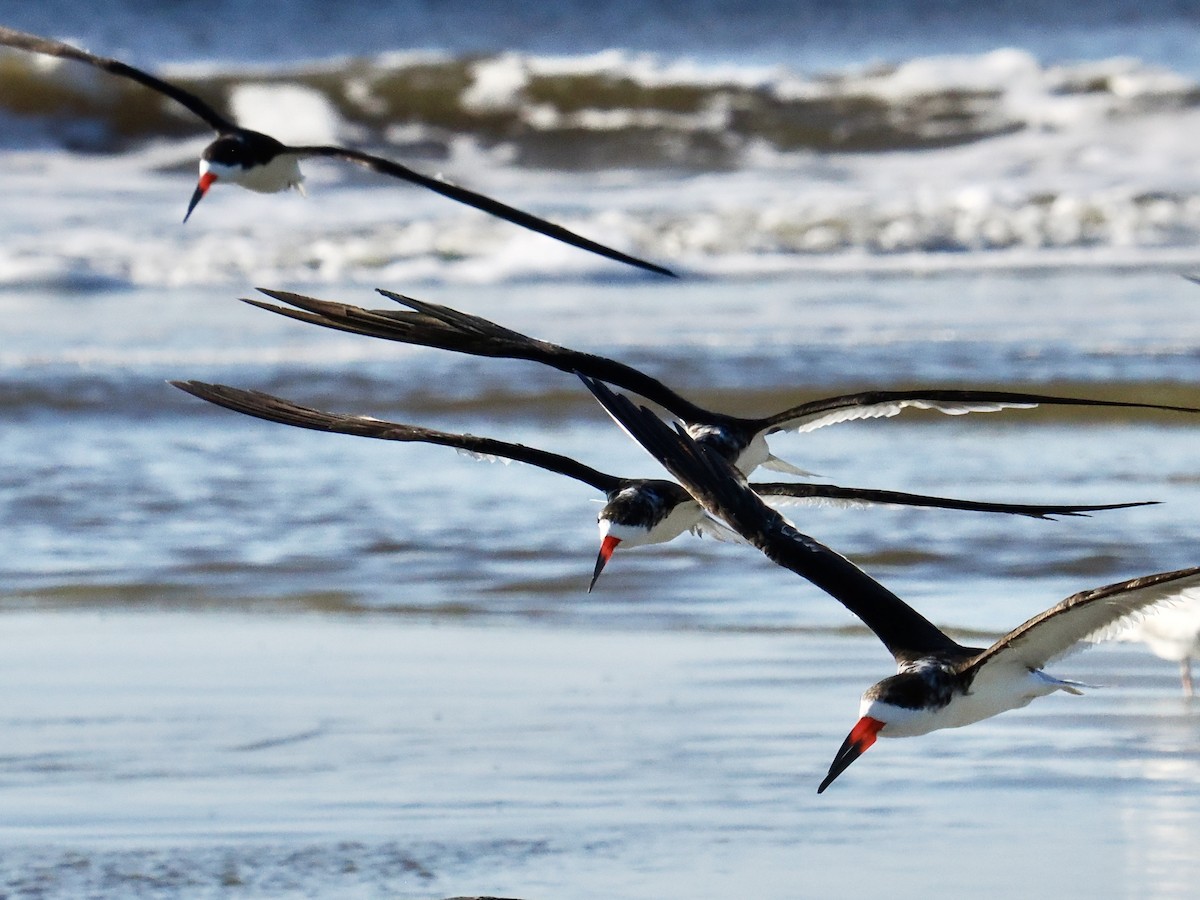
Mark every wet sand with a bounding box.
[3,609,1199,898]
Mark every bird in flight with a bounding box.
[580,374,1200,793]
[171,380,1154,592]
[0,25,674,276]
[238,286,1200,478]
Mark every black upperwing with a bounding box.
[170,380,625,494]
[581,375,967,662]
[289,145,675,277]
[0,26,235,132]
[761,388,1200,435]
[243,287,725,426]
[244,291,1200,446]
[753,481,1157,520]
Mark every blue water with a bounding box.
[3,273,1198,629]
[5,0,1200,72]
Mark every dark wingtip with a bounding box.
[240,296,282,312]
[255,286,299,302]
[170,379,211,402]
[642,260,678,278]
[622,257,677,278]
[376,288,434,314]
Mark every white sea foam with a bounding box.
[227,83,343,145]
[462,54,531,111]
[522,48,783,87]
[5,49,1200,286]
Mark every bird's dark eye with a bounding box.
[606,489,662,521]
[201,136,245,166]
[200,130,286,168]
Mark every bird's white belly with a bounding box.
[206,155,305,194]
[599,499,703,549]
[868,668,1067,738]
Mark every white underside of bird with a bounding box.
[865,665,1084,739]
[598,497,737,548]
[201,154,305,194]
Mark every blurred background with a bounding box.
[1,3,1199,898]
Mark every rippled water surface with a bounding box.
[2,269,1199,898]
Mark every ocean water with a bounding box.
[6,2,1200,285]
[3,272,1199,899]
[6,0,1200,72]
[2,5,1200,899]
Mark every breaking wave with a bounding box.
[3,46,1197,163]
[5,44,1200,282]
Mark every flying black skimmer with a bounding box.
[580,374,1200,792]
[171,380,1154,591]
[239,286,1200,476]
[1117,595,1200,696]
[0,26,673,276]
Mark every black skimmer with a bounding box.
[0,25,674,277]
[1117,595,1200,696]
[240,286,1200,476]
[171,380,1154,592]
[580,375,1200,792]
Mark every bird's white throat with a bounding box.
[200,155,305,195]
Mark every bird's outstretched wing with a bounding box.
[580,374,967,662]
[761,389,1200,434]
[0,27,676,276]
[170,380,624,493]
[754,482,1156,520]
[0,26,235,131]
[292,145,675,277]
[242,287,719,424]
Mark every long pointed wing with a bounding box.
[242,287,721,425]
[964,567,1200,677]
[239,293,447,345]
[580,375,966,662]
[762,389,1200,434]
[0,26,234,131]
[753,482,1157,520]
[290,145,674,277]
[170,380,624,493]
